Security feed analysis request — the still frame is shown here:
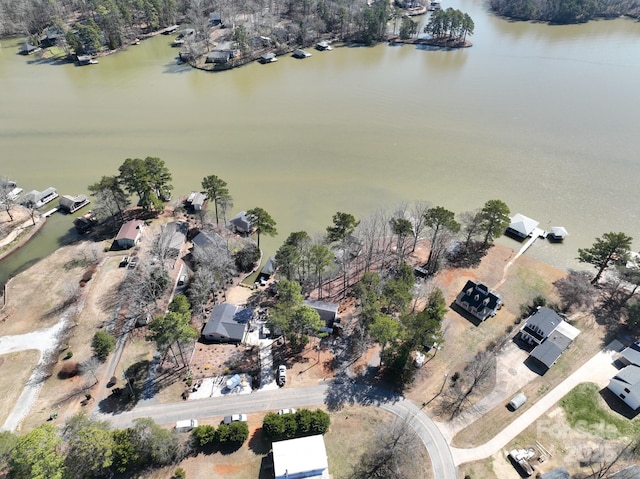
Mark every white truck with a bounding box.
[175,419,198,432]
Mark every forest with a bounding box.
[0,0,396,53]
[488,0,640,23]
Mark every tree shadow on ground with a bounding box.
[218,441,245,455]
[97,360,150,413]
[446,242,489,269]
[259,454,274,479]
[324,373,403,411]
[248,427,270,455]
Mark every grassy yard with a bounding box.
[560,383,640,439]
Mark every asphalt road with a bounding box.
[96,381,458,479]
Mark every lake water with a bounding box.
[1,0,639,284]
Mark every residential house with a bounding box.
[40,26,64,48]
[541,468,571,479]
[24,187,58,208]
[160,221,188,258]
[202,303,251,343]
[520,307,580,370]
[206,51,232,64]
[191,230,226,251]
[19,43,39,55]
[272,435,330,479]
[58,194,90,213]
[229,211,252,235]
[506,213,539,239]
[608,365,640,410]
[114,220,144,249]
[257,256,276,283]
[185,191,207,211]
[619,341,640,368]
[454,280,502,322]
[304,300,339,328]
[209,12,222,25]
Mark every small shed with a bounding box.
[508,393,527,411]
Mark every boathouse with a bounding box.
[260,52,277,63]
[59,194,90,213]
[506,214,539,239]
[24,187,58,208]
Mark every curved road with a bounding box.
[96,382,458,479]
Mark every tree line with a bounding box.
[3,0,396,55]
[423,7,474,41]
[489,0,640,24]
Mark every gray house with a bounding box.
[229,211,252,234]
[160,221,188,258]
[202,303,251,343]
[192,230,226,250]
[304,300,339,328]
[454,280,502,322]
[520,307,580,370]
[58,194,90,213]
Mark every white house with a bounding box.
[608,365,640,411]
[272,434,329,479]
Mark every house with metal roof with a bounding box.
[114,219,144,249]
[272,435,329,479]
[185,191,207,211]
[507,213,540,239]
[202,303,251,343]
[58,194,90,213]
[618,342,640,368]
[608,365,640,410]
[454,280,502,322]
[520,307,580,370]
[24,187,58,208]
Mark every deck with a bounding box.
[42,207,60,217]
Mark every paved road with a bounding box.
[96,381,458,479]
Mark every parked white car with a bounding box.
[278,408,296,415]
[277,365,287,386]
[223,414,247,424]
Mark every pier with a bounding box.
[42,207,59,218]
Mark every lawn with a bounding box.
[560,382,640,439]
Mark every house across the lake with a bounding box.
[520,307,580,370]
[454,280,502,322]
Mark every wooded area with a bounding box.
[489,0,640,23]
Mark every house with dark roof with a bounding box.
[191,230,226,251]
[304,300,339,328]
[202,303,251,343]
[520,307,580,370]
[115,220,144,249]
[229,211,253,234]
[507,213,539,239]
[454,280,502,322]
[608,365,640,411]
[257,256,276,283]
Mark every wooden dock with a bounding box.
[42,207,59,217]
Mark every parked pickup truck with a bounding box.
[175,419,198,432]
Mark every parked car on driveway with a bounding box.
[223,414,247,424]
[277,365,286,386]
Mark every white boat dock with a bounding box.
[42,207,59,217]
